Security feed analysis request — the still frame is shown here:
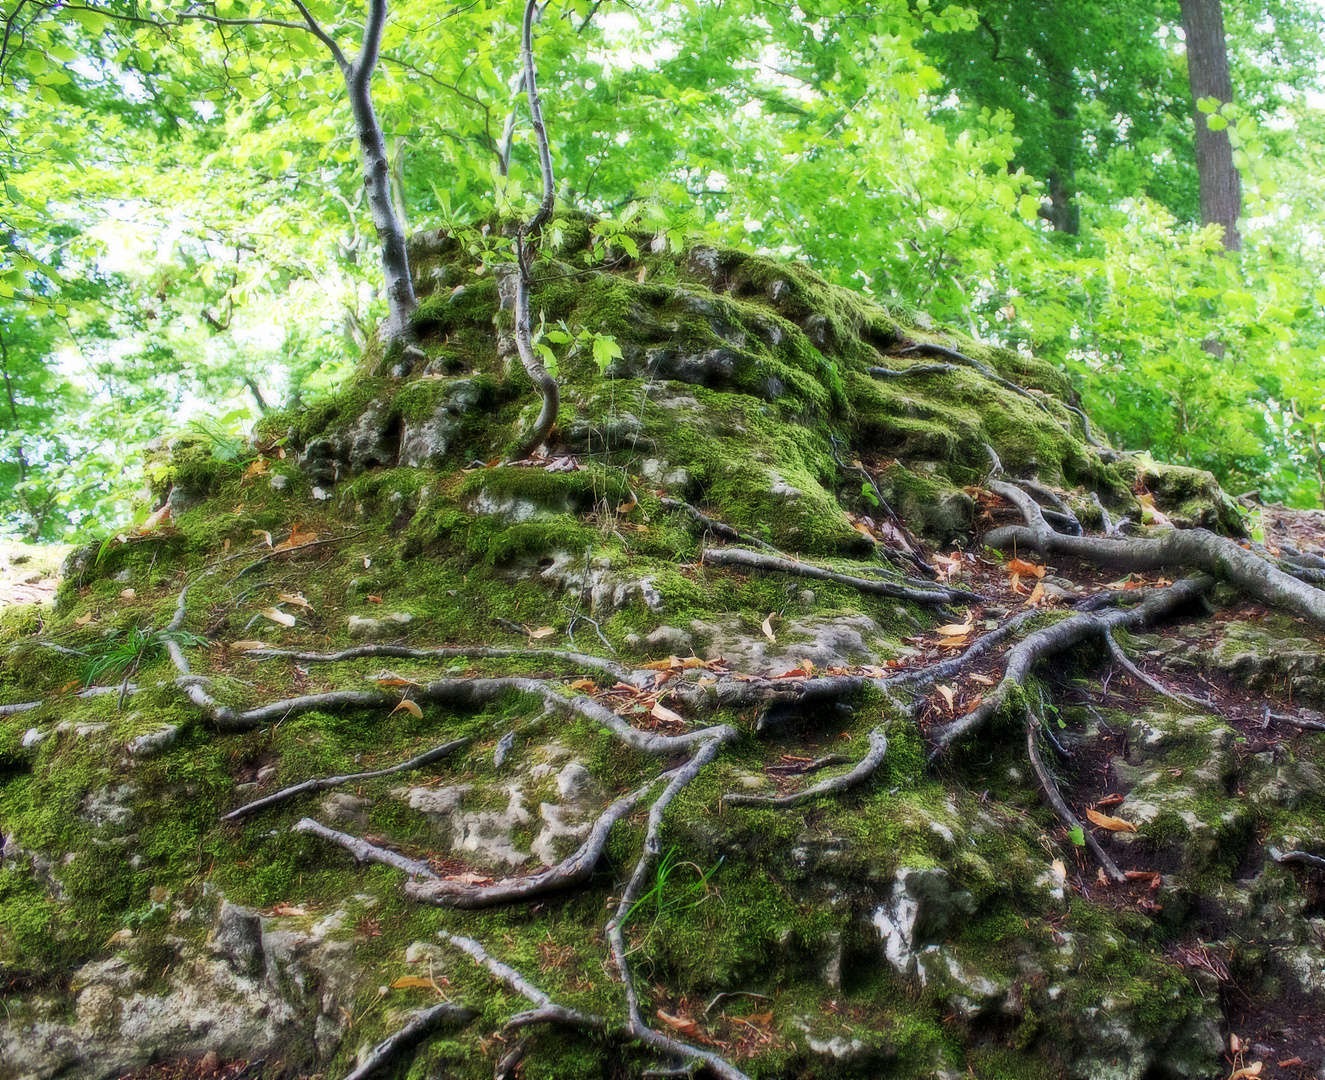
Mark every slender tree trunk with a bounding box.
[1035,16,1081,236]
[341,0,416,341]
[1179,0,1241,251]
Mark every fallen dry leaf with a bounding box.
[568,678,596,692]
[761,613,776,642]
[229,640,268,651]
[1227,1063,1262,1080]
[391,699,424,719]
[367,594,384,603]
[1006,557,1045,579]
[617,498,637,513]
[1277,1059,1304,1068]
[120,588,135,599]
[527,626,556,640]
[641,657,682,671]
[252,529,273,548]
[243,458,270,480]
[1050,858,1067,882]
[390,976,442,990]
[278,592,312,610]
[969,673,996,686]
[657,1010,700,1036]
[1096,792,1125,808]
[1025,582,1045,606]
[651,701,686,726]
[274,524,318,551]
[1086,808,1138,833]
[936,684,956,714]
[140,504,171,531]
[271,904,307,917]
[73,612,94,626]
[936,620,974,637]
[259,607,296,628]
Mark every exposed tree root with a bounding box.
[444,932,750,1079]
[222,738,471,822]
[404,777,661,908]
[895,343,1059,419]
[1264,709,1325,732]
[1025,702,1125,883]
[342,1001,476,1080]
[700,547,983,605]
[1102,630,1206,712]
[1269,847,1325,871]
[723,727,888,807]
[292,818,439,880]
[242,642,640,685]
[985,480,1325,629]
[0,701,40,717]
[1007,479,1083,535]
[867,363,956,378]
[929,577,1213,756]
[660,497,779,553]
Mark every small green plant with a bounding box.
[82,626,208,687]
[185,408,251,463]
[532,314,622,377]
[625,847,723,930]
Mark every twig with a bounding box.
[223,738,470,821]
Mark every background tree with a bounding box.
[1180,0,1241,250]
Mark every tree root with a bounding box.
[342,1001,476,1080]
[723,726,887,807]
[660,497,779,553]
[404,777,661,908]
[222,738,471,822]
[700,547,984,606]
[1006,479,1082,535]
[242,642,640,686]
[1102,631,1206,712]
[1025,703,1125,883]
[292,817,439,880]
[895,343,1059,419]
[928,576,1213,756]
[1263,708,1325,732]
[0,701,40,717]
[867,363,956,378]
[433,732,750,1080]
[985,480,1325,629]
[1269,847,1325,871]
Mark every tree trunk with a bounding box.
[1179,0,1241,251]
[345,0,417,341]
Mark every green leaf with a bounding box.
[1068,826,1086,847]
[591,334,622,375]
[1204,114,1228,132]
[1017,193,1040,221]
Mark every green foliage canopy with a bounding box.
[2,0,1325,537]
